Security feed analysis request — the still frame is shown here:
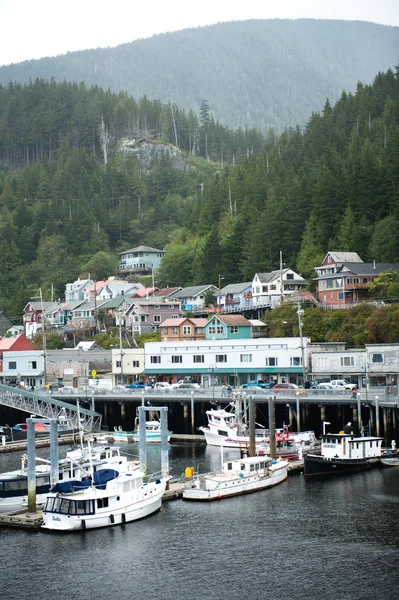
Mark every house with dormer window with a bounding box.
[173,285,218,312]
[205,314,252,340]
[65,278,94,302]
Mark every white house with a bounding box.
[65,278,94,302]
[252,269,307,306]
[112,348,145,386]
[0,350,45,389]
[117,245,165,276]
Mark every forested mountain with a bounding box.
[0,67,398,330]
[0,19,397,129]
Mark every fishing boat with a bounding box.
[199,403,318,454]
[111,410,172,443]
[0,443,139,514]
[183,454,288,501]
[304,427,383,478]
[42,467,166,531]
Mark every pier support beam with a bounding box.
[120,403,125,420]
[27,419,36,513]
[49,419,59,487]
[268,396,276,459]
[249,396,255,457]
[183,403,189,432]
[190,392,195,435]
[160,407,169,484]
[296,393,301,432]
[375,396,380,437]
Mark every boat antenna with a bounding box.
[76,399,84,452]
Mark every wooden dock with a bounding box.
[0,434,82,454]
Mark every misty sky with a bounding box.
[0,0,398,66]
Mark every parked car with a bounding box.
[273,383,307,395]
[318,382,333,389]
[175,383,205,392]
[330,379,353,390]
[242,380,274,389]
[153,382,172,390]
[111,385,129,394]
[125,381,145,389]
[57,386,77,394]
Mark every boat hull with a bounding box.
[304,453,380,478]
[380,458,399,467]
[183,464,287,501]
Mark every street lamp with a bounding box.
[323,421,331,435]
[208,364,218,403]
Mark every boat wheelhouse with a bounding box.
[304,433,383,477]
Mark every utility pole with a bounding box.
[39,288,47,387]
[297,302,307,386]
[280,250,284,304]
[118,313,124,385]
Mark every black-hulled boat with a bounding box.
[304,430,383,478]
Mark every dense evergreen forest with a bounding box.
[0,66,398,343]
[0,20,397,129]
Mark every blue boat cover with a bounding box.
[51,469,119,493]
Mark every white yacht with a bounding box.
[42,468,166,531]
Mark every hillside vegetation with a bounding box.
[0,19,397,129]
[0,67,398,346]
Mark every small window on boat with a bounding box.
[4,479,27,492]
[45,497,55,511]
[370,441,373,448]
[112,450,119,457]
[37,476,50,487]
[97,497,109,509]
[240,464,246,471]
[250,464,255,472]
[100,452,107,459]
[227,463,233,470]
[356,443,359,449]
[217,430,228,436]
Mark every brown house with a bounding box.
[160,318,208,341]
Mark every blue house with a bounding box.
[205,315,252,340]
[219,282,253,311]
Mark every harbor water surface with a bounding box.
[1,442,399,600]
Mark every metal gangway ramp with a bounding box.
[0,383,102,431]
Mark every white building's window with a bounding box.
[270,285,276,291]
[240,354,252,363]
[265,357,278,366]
[317,357,328,368]
[172,355,182,363]
[150,356,161,364]
[340,356,354,367]
[193,355,204,363]
[290,357,302,366]
[132,361,139,368]
[371,353,384,363]
[216,354,227,363]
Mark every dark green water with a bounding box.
[1,443,399,600]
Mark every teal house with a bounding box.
[205,314,252,340]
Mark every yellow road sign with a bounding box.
[91,369,97,378]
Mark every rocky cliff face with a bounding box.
[119,138,190,171]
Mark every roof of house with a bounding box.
[74,341,98,351]
[0,334,34,351]
[100,296,133,310]
[248,319,268,327]
[161,318,208,327]
[62,300,85,311]
[315,263,399,280]
[209,314,251,326]
[220,282,252,294]
[255,269,306,284]
[322,252,363,264]
[26,301,62,314]
[119,245,165,255]
[154,287,183,297]
[132,287,159,298]
[339,263,399,276]
[174,285,218,298]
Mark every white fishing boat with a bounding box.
[0,443,139,514]
[183,454,288,501]
[199,403,318,454]
[42,467,166,531]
